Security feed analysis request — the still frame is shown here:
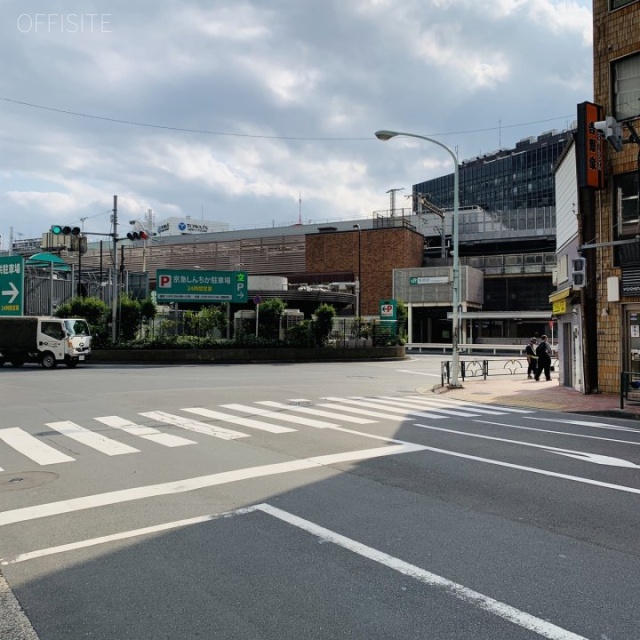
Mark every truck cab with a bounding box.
[0,316,92,369]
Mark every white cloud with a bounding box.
[0,0,593,239]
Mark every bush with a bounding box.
[285,320,315,348]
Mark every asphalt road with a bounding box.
[1,357,640,639]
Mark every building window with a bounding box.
[613,53,640,121]
[615,171,640,237]
[610,0,638,9]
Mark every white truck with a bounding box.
[0,316,92,369]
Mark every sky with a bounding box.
[0,0,593,246]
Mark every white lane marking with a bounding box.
[413,424,640,469]
[256,401,376,424]
[221,404,337,429]
[0,428,75,466]
[0,442,425,527]
[44,421,139,456]
[403,442,640,494]
[406,395,535,414]
[259,504,589,640]
[3,503,589,640]
[1,506,259,565]
[526,417,640,433]
[325,396,479,418]
[139,411,248,440]
[395,369,441,377]
[352,396,482,418]
[476,420,640,447]
[181,407,295,434]
[94,416,196,447]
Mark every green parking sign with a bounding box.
[0,255,24,316]
[156,269,248,303]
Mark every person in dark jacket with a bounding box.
[525,338,538,379]
[534,334,553,381]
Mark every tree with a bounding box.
[313,303,336,346]
[55,296,110,345]
[140,297,157,338]
[198,305,228,338]
[118,294,142,342]
[258,298,287,341]
[395,299,408,341]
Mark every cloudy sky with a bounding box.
[0,0,593,245]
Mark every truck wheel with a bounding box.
[41,353,58,369]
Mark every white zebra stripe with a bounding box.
[181,408,295,434]
[348,396,481,418]
[139,411,249,440]
[94,416,196,447]
[256,401,376,424]
[44,421,139,456]
[221,404,337,429]
[0,427,75,466]
[372,396,507,416]
[322,397,477,419]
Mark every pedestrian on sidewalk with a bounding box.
[525,338,538,379]
[534,334,553,381]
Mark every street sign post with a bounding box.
[0,255,24,316]
[155,269,248,304]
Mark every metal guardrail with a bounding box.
[409,343,558,357]
[441,357,560,386]
[620,372,640,410]
[410,343,528,356]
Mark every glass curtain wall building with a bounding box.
[409,128,573,343]
[412,129,572,219]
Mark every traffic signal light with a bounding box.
[126,229,149,241]
[50,225,81,236]
[571,257,586,287]
[594,116,624,152]
[70,235,88,254]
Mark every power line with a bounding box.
[0,96,575,141]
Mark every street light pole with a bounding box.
[352,224,362,318]
[375,130,461,388]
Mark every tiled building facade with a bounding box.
[306,226,425,316]
[593,0,640,393]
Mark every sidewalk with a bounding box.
[432,374,640,420]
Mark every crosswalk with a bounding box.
[0,396,533,471]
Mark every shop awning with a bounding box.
[548,286,572,303]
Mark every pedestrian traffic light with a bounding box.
[571,257,586,287]
[126,229,149,241]
[50,225,81,236]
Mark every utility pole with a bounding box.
[111,195,118,343]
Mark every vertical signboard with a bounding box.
[576,101,604,190]
[379,299,397,321]
[0,255,24,316]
